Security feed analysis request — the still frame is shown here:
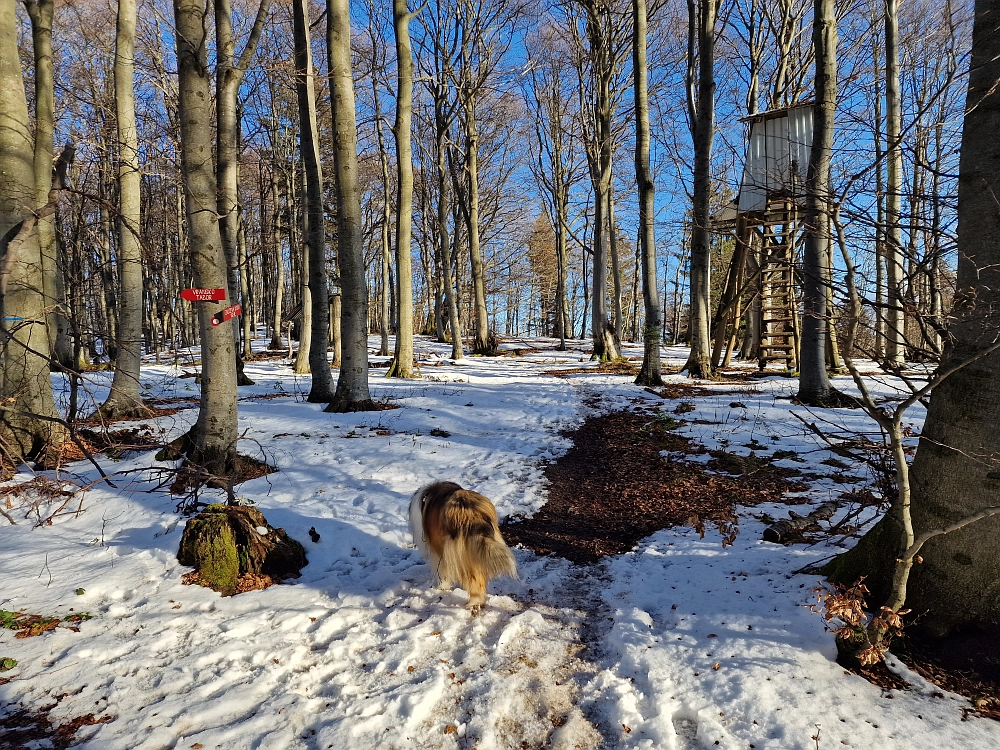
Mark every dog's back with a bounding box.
[409,482,517,610]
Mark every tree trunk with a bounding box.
[23,0,71,367]
[388,0,416,378]
[268,165,284,350]
[632,0,662,386]
[99,0,152,420]
[884,0,906,367]
[586,3,621,362]
[0,0,66,464]
[293,0,335,401]
[435,107,464,360]
[373,73,392,358]
[463,86,491,354]
[796,0,835,404]
[325,0,375,412]
[827,0,1000,636]
[683,0,716,378]
[172,0,239,476]
[215,0,269,388]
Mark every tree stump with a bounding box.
[177,505,307,596]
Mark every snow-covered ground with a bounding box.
[1,337,996,749]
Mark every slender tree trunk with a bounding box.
[293,0,335,401]
[633,0,662,385]
[435,107,464,360]
[586,3,621,362]
[373,78,392,358]
[0,0,66,464]
[293,164,312,374]
[884,0,906,367]
[99,0,152,419]
[609,189,624,341]
[796,0,836,404]
[463,87,491,354]
[215,0,270,387]
[268,166,285,350]
[172,0,239,475]
[325,0,375,411]
[388,0,416,378]
[23,0,71,366]
[683,0,716,378]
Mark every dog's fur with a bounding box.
[409,481,518,610]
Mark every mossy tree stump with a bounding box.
[177,505,307,596]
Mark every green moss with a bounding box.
[196,523,239,596]
[0,657,17,671]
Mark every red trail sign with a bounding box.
[181,287,227,302]
[211,304,242,327]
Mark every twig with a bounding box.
[0,405,116,488]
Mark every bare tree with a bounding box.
[633,0,663,385]
[683,0,718,378]
[326,0,376,412]
[171,0,239,475]
[388,0,418,378]
[99,0,153,420]
[795,0,836,404]
[293,0,336,402]
[0,0,66,465]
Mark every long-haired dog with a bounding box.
[409,481,518,612]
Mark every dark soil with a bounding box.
[893,627,1000,720]
[503,407,807,563]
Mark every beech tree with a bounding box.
[326,0,375,412]
[0,0,66,465]
[632,0,662,386]
[387,0,418,378]
[826,0,1000,637]
[171,0,239,475]
[98,0,151,420]
[683,0,718,378]
[292,0,335,402]
[795,0,836,405]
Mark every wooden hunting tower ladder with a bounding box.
[713,103,812,370]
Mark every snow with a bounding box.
[1,336,996,749]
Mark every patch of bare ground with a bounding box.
[181,569,282,594]
[886,628,1000,721]
[503,408,807,563]
[77,425,161,458]
[542,360,642,377]
[0,685,111,749]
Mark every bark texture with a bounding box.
[683,0,716,378]
[796,0,835,404]
[325,0,375,412]
[173,0,239,474]
[388,0,416,378]
[100,0,151,420]
[632,0,663,387]
[0,0,65,463]
[293,0,335,402]
[826,0,1000,635]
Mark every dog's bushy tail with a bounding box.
[437,490,518,587]
[438,533,517,589]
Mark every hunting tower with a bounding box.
[713,103,812,370]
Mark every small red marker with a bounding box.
[211,303,242,327]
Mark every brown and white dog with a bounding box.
[409,481,518,612]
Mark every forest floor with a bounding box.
[1,336,999,749]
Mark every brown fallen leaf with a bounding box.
[444,725,457,734]
[713,662,721,671]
